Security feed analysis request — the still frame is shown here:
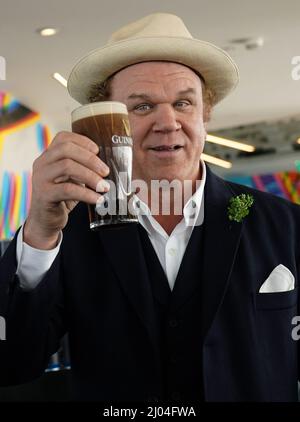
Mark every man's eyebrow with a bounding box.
[127,88,197,101]
[177,88,197,96]
[127,93,152,101]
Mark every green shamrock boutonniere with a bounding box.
[227,194,254,223]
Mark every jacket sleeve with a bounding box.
[0,229,66,386]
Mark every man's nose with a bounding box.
[152,104,181,133]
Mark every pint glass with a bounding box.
[72,101,138,229]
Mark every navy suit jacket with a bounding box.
[0,167,300,401]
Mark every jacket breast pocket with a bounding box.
[254,288,298,401]
[255,287,298,311]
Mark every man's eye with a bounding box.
[175,101,190,108]
[134,104,152,111]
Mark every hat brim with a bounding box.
[67,36,239,105]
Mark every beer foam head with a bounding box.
[72,101,127,122]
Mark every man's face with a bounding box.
[110,61,207,185]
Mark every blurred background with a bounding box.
[0,0,300,400]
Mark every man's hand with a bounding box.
[24,131,110,249]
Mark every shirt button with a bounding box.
[168,248,177,256]
[169,319,178,328]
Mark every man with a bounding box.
[0,13,300,402]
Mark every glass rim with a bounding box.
[71,101,128,122]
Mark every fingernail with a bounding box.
[96,179,110,193]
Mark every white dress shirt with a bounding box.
[16,161,207,291]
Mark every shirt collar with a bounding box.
[133,160,207,237]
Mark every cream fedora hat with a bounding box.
[68,13,239,105]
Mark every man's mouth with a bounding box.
[149,144,183,151]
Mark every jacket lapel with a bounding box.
[201,168,244,340]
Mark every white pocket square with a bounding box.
[259,264,295,293]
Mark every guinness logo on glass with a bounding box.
[112,135,133,145]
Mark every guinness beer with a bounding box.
[72,101,138,229]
